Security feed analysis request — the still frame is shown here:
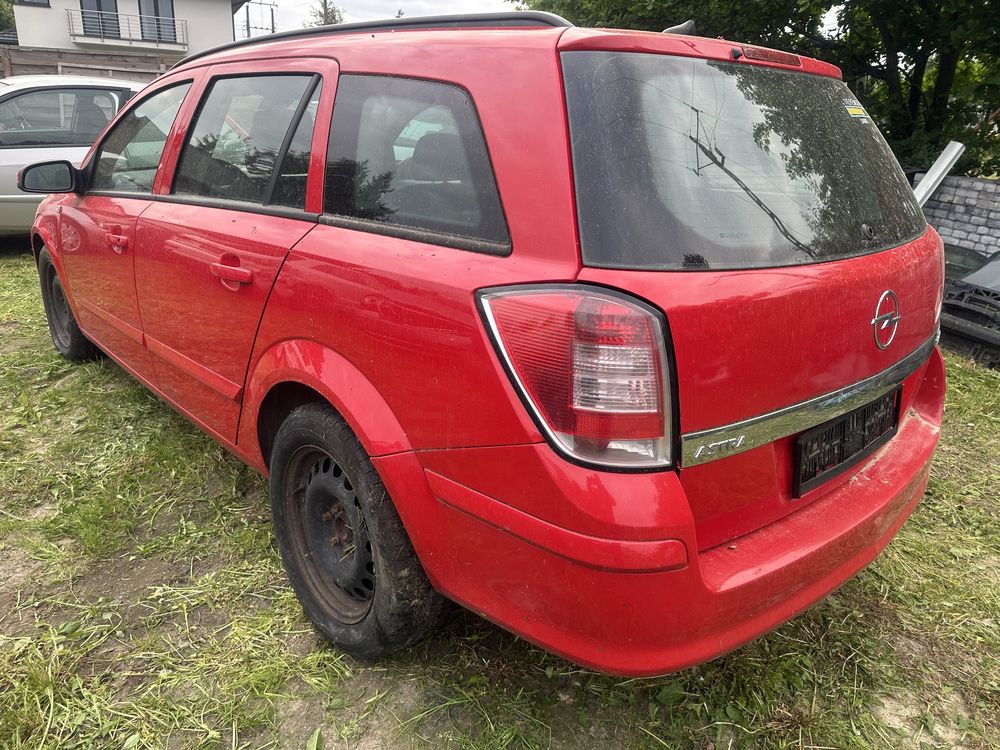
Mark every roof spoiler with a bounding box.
[663,19,697,35]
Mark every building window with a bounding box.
[80,0,120,39]
[138,0,176,44]
[14,1,52,7]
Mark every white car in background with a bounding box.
[0,75,143,234]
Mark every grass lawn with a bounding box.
[1,242,998,750]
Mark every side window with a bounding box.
[91,83,191,194]
[172,74,315,205]
[0,88,123,147]
[324,75,509,247]
[270,85,322,209]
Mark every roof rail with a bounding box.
[174,11,573,69]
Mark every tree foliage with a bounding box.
[306,0,343,27]
[0,0,14,33]
[523,0,1000,176]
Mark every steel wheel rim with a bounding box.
[284,445,375,624]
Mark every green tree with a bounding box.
[306,0,343,26]
[0,0,14,33]
[523,0,1000,176]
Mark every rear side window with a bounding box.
[562,52,927,270]
[324,75,509,249]
[0,88,125,147]
[173,74,316,206]
[92,83,190,194]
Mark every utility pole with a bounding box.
[243,0,278,38]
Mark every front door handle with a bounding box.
[210,261,253,288]
[105,233,128,254]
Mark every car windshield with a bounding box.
[562,52,927,270]
[944,243,991,282]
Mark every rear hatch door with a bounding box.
[563,45,942,549]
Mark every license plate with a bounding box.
[794,388,901,497]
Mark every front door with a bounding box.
[59,81,193,383]
[133,63,331,441]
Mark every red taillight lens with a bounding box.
[480,286,672,468]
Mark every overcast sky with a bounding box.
[236,0,516,38]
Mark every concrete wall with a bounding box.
[13,0,235,53]
[919,174,1000,258]
[175,0,237,55]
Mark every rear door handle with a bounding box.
[105,233,128,254]
[210,262,253,286]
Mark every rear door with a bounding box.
[133,59,335,441]
[58,79,195,382]
[563,49,942,549]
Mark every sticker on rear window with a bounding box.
[843,98,870,121]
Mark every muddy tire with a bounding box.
[37,247,97,362]
[269,402,448,658]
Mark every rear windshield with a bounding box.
[562,52,926,270]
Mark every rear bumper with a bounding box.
[376,347,944,675]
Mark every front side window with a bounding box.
[91,82,190,194]
[0,88,124,147]
[270,86,321,209]
[324,75,509,247]
[563,52,927,270]
[172,75,315,205]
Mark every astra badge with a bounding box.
[871,290,900,350]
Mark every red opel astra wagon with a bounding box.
[19,12,945,676]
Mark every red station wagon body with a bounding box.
[28,14,945,675]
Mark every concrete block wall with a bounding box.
[917,174,1000,257]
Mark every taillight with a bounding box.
[479,285,672,469]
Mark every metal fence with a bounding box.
[66,8,189,49]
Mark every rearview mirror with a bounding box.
[18,160,78,194]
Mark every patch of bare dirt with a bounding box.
[875,687,975,749]
[0,542,42,621]
[0,337,34,355]
[71,554,183,603]
[273,669,429,750]
[276,685,327,750]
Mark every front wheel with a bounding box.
[37,247,97,361]
[269,403,448,658]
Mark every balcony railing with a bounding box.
[66,8,189,49]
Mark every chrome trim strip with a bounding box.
[680,334,938,467]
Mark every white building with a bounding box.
[11,0,246,57]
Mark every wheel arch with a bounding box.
[242,338,412,472]
[31,231,45,265]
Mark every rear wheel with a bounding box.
[269,403,448,657]
[37,247,97,361]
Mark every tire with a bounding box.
[37,247,97,362]
[269,402,448,658]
